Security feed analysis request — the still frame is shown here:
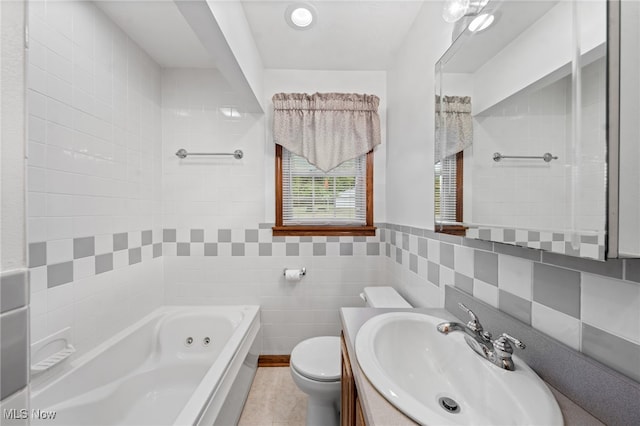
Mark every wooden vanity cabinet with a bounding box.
[341,332,366,426]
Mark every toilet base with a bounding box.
[306,397,340,426]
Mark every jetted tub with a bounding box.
[31,306,261,426]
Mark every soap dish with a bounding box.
[30,327,75,374]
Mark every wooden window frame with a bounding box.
[436,151,466,236]
[273,144,376,237]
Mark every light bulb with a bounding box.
[468,13,494,32]
[442,0,470,23]
[290,7,313,27]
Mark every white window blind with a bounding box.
[435,154,458,223]
[282,148,367,225]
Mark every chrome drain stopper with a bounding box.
[439,397,460,413]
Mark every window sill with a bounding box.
[272,226,377,237]
[435,225,467,237]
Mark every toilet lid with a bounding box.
[291,336,341,382]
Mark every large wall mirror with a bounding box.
[434,0,613,260]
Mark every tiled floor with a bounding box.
[238,367,308,425]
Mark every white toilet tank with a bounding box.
[361,286,412,308]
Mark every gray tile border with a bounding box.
[258,223,274,229]
[286,243,299,256]
[582,323,640,383]
[0,308,28,400]
[95,253,113,274]
[142,230,152,246]
[191,229,204,242]
[47,262,73,288]
[153,243,162,258]
[177,243,191,256]
[474,250,498,286]
[128,247,142,265]
[542,251,623,279]
[245,229,259,242]
[409,254,418,273]
[113,233,128,251]
[626,259,640,283]
[163,229,176,243]
[528,231,540,241]
[504,229,516,242]
[395,247,402,264]
[552,233,564,241]
[366,242,379,256]
[418,238,428,258]
[73,236,95,259]
[232,243,245,256]
[478,229,491,240]
[402,233,409,250]
[454,273,474,295]
[463,238,493,251]
[428,261,440,287]
[385,243,391,257]
[354,236,367,242]
[313,243,326,256]
[410,227,424,236]
[498,290,532,325]
[0,270,28,314]
[440,242,455,269]
[494,242,541,262]
[390,232,396,246]
[218,229,231,243]
[423,230,440,239]
[340,243,353,256]
[300,236,313,243]
[439,233,462,244]
[272,236,285,243]
[532,263,581,318]
[204,243,218,256]
[327,236,340,243]
[259,243,272,256]
[29,242,46,268]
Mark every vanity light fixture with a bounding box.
[285,3,316,30]
[468,12,495,32]
[442,0,489,23]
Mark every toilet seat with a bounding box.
[290,336,340,382]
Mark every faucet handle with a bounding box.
[494,333,526,353]
[458,303,483,332]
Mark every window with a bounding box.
[435,151,465,236]
[273,145,375,236]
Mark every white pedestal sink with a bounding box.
[355,312,563,425]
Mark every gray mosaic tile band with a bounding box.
[29,230,162,287]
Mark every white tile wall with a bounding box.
[27,0,163,358]
[470,58,606,234]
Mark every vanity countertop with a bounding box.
[340,307,604,426]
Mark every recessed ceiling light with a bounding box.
[285,3,316,30]
[468,13,494,32]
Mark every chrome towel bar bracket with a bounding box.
[176,148,244,160]
[493,152,557,163]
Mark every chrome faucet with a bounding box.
[437,303,525,371]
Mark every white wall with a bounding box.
[1,0,26,271]
[386,1,452,228]
[27,0,164,361]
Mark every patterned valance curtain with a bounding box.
[435,95,473,162]
[272,92,381,172]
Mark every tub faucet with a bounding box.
[437,303,525,371]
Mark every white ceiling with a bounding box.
[241,1,425,70]
[95,0,217,68]
[96,0,426,71]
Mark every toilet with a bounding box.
[289,286,411,426]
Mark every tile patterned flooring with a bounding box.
[238,367,308,425]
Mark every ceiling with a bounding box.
[96,0,426,71]
[240,1,425,70]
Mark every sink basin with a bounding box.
[355,312,563,425]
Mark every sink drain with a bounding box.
[438,397,460,414]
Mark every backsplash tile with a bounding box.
[582,323,640,383]
[532,263,581,319]
[380,222,640,387]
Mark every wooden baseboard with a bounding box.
[258,355,290,367]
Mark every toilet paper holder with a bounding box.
[283,267,306,277]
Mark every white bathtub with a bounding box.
[31,306,261,426]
